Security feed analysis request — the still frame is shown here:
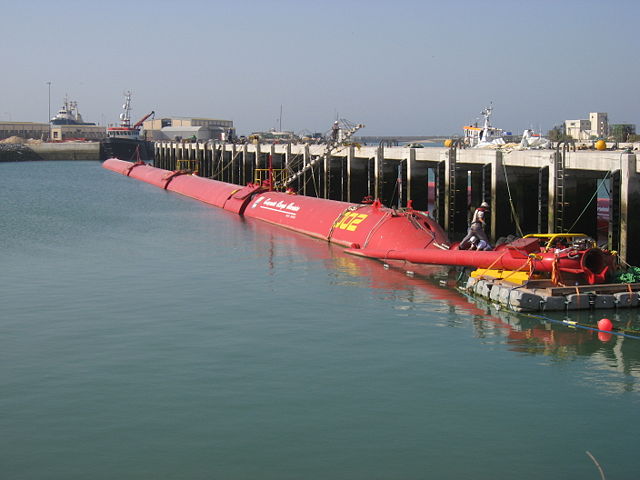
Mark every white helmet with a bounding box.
[480,201,489,208]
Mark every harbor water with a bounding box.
[1,161,639,479]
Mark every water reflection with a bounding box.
[243,213,640,390]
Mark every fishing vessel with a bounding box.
[462,105,509,148]
[100,91,155,161]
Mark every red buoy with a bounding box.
[597,318,613,331]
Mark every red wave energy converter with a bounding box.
[103,159,614,286]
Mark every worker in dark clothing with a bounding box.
[459,201,492,250]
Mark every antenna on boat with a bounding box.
[120,90,132,128]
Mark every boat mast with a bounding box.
[120,91,132,129]
[481,104,492,142]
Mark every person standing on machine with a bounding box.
[459,201,492,250]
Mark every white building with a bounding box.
[565,112,608,140]
[589,112,608,138]
[143,117,235,141]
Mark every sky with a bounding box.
[1,0,639,136]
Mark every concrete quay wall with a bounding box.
[29,142,100,160]
[0,142,100,161]
[154,141,640,265]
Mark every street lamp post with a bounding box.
[46,81,51,141]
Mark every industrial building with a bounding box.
[50,124,106,141]
[0,122,50,141]
[143,117,235,142]
[0,121,106,142]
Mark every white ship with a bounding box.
[462,105,507,148]
[50,96,95,125]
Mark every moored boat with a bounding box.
[100,91,155,161]
[50,96,95,126]
[462,105,509,148]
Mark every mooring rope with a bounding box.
[501,161,524,237]
[566,170,611,233]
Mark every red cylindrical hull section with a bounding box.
[243,192,449,249]
[350,246,609,283]
[102,158,130,174]
[129,165,175,188]
[104,159,239,208]
[166,175,239,209]
[350,248,531,269]
[243,192,354,244]
[103,159,172,189]
[104,161,449,251]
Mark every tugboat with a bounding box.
[50,96,95,125]
[100,91,155,161]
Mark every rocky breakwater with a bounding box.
[0,138,43,161]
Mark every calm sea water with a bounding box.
[1,161,639,479]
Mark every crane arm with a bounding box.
[133,111,155,129]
